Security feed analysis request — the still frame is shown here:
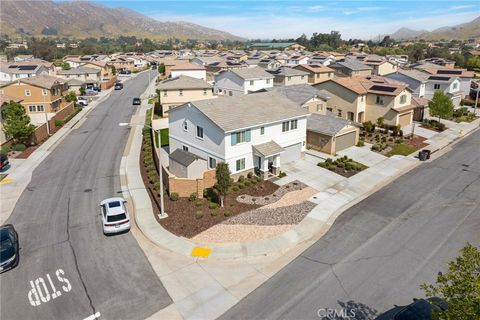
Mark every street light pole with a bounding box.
[155,128,166,218]
[43,91,50,135]
[474,83,479,116]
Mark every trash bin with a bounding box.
[418,150,428,161]
[424,149,431,159]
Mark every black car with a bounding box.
[376,298,447,320]
[0,154,9,171]
[0,224,19,273]
[114,82,123,90]
[132,97,141,105]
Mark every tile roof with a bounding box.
[411,95,429,106]
[171,62,206,71]
[325,76,407,96]
[0,94,22,105]
[18,75,68,89]
[307,113,352,136]
[253,141,284,157]
[184,92,310,132]
[157,75,212,90]
[266,84,331,105]
[169,149,205,167]
[228,66,274,80]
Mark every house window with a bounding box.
[203,89,208,95]
[208,157,217,169]
[218,89,222,93]
[182,145,189,152]
[400,94,407,104]
[42,89,48,96]
[290,119,298,130]
[236,158,245,172]
[266,79,270,84]
[28,105,44,112]
[179,89,183,96]
[231,129,251,145]
[249,80,254,85]
[25,89,31,96]
[452,83,458,90]
[327,107,333,112]
[361,95,364,102]
[287,76,292,81]
[196,126,204,139]
[183,121,188,131]
[163,91,167,97]
[301,75,305,80]
[337,109,342,117]
[282,121,290,132]
[260,127,265,135]
[434,84,441,90]
[376,95,384,105]
[229,91,232,96]
[316,104,323,112]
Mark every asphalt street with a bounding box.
[0,71,172,320]
[220,129,480,320]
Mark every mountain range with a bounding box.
[389,16,480,40]
[0,0,244,41]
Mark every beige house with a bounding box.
[168,148,208,179]
[362,58,398,76]
[267,67,309,86]
[157,75,215,116]
[56,67,101,88]
[81,61,117,90]
[293,64,335,84]
[314,77,415,127]
[329,59,373,77]
[0,76,73,126]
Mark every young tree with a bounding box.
[421,243,480,320]
[111,65,117,75]
[158,62,165,75]
[428,91,454,123]
[64,91,76,103]
[2,101,36,144]
[215,163,231,207]
[79,86,86,96]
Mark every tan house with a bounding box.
[81,61,117,90]
[56,66,101,88]
[267,67,309,86]
[157,75,215,116]
[293,64,335,84]
[314,76,415,127]
[0,76,73,126]
[109,56,135,72]
[0,94,23,146]
[361,57,398,76]
[329,59,373,77]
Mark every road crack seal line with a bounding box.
[66,196,97,315]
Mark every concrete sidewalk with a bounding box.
[0,86,116,224]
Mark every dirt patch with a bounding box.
[17,146,39,159]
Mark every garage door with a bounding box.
[335,131,356,152]
[398,112,411,127]
[281,143,302,164]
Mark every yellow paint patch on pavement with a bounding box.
[0,178,13,184]
[191,247,211,258]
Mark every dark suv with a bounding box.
[0,224,19,273]
[132,97,141,105]
[114,82,123,90]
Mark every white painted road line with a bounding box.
[82,312,101,320]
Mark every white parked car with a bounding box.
[76,96,89,106]
[99,197,130,235]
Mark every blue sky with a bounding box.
[88,1,479,39]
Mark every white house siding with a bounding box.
[214,72,244,96]
[459,78,471,98]
[243,78,273,93]
[171,69,206,80]
[385,73,424,97]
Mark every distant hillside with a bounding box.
[0,0,245,41]
[389,16,480,41]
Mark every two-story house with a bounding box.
[157,75,215,116]
[214,67,274,96]
[0,62,50,83]
[285,55,309,66]
[0,76,73,125]
[81,61,117,90]
[257,58,282,70]
[56,66,101,89]
[170,62,207,80]
[385,69,428,97]
[420,67,474,99]
[314,76,415,127]
[361,58,398,76]
[329,59,373,77]
[168,92,309,178]
[267,67,309,86]
[293,64,335,84]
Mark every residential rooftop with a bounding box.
[157,75,212,90]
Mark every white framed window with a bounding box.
[434,84,441,90]
[236,131,246,143]
[290,119,298,130]
[301,75,305,80]
[236,158,245,172]
[196,126,204,139]
[28,105,44,112]
[260,127,265,135]
[163,91,167,97]
[179,89,183,96]
[183,121,188,131]
[400,94,407,104]
[182,145,189,151]
[249,80,254,85]
[266,79,270,84]
[337,109,342,117]
[203,89,208,95]
[452,83,458,90]
[376,96,384,105]
[42,89,48,96]
[282,121,290,132]
[361,95,364,102]
[228,91,232,96]
[25,89,31,96]
[287,76,291,81]
[208,157,217,169]
[316,104,323,112]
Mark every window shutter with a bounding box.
[245,129,251,142]
[231,133,237,145]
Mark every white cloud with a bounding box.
[307,5,324,12]
[449,5,476,10]
[150,10,479,40]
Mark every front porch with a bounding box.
[253,140,284,179]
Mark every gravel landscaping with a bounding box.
[192,224,294,244]
[236,180,308,205]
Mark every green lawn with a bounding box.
[154,128,169,147]
[148,96,159,104]
[385,143,417,157]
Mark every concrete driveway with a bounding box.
[277,154,345,190]
[337,145,387,167]
[403,123,437,139]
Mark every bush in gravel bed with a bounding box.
[247,172,253,179]
[153,182,160,191]
[195,211,203,219]
[147,164,156,172]
[148,172,157,183]
[12,144,26,152]
[238,183,245,189]
[170,192,179,201]
[189,193,197,201]
[238,175,245,183]
[195,200,203,207]
[211,210,219,217]
[232,186,239,192]
[256,176,262,182]
[250,179,257,185]
[244,180,251,187]
[278,171,287,178]
[209,202,218,210]
[224,211,232,217]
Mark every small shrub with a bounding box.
[345,163,352,171]
[195,200,203,207]
[328,167,336,172]
[211,209,219,217]
[318,162,326,168]
[388,138,394,142]
[153,182,160,191]
[0,146,11,155]
[381,136,387,143]
[357,140,365,147]
[232,186,239,192]
[238,175,245,183]
[250,179,257,185]
[188,192,197,202]
[343,155,348,161]
[209,202,218,209]
[224,211,232,217]
[256,176,262,182]
[325,158,333,164]
[244,180,251,187]
[337,162,345,168]
[55,119,64,127]
[12,144,26,152]
[371,144,380,151]
[170,192,179,201]
[247,172,253,179]
[147,164,156,172]
[238,183,245,189]
[195,211,203,219]
[278,171,287,178]
[148,172,157,183]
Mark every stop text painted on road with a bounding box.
[28,269,72,307]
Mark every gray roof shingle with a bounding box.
[229,66,274,80]
[332,59,373,71]
[169,149,205,167]
[253,141,284,157]
[307,113,352,136]
[266,84,331,105]
[157,75,212,90]
[187,92,310,132]
[267,66,309,77]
